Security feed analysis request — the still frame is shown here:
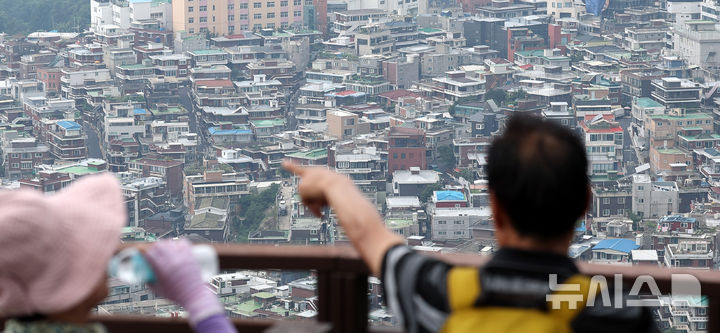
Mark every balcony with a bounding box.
[70,245,720,332]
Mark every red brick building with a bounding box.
[388,127,427,173]
[128,156,184,198]
[36,67,63,93]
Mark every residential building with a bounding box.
[664,239,714,269]
[388,127,427,173]
[172,0,305,36]
[391,167,440,196]
[632,174,679,218]
[430,207,490,241]
[650,77,702,110]
[590,238,640,264]
[579,115,624,176]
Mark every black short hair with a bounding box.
[487,114,589,240]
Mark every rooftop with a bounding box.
[592,239,639,254]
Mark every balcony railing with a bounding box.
[79,245,720,332]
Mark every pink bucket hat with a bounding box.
[0,173,126,317]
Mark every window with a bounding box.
[229,14,235,21]
[11,163,19,169]
[393,153,398,159]
[189,28,194,33]
[267,1,275,6]
[281,11,288,17]
[294,10,301,16]
[241,24,249,30]
[294,0,301,5]
[401,153,406,159]
[617,197,625,204]
[10,153,18,158]
[228,4,234,10]
[267,23,275,28]
[229,25,235,33]
[34,153,42,158]
[254,13,262,19]
[617,209,624,215]
[200,17,207,22]
[188,6,194,12]
[603,198,610,204]
[602,209,610,216]
[240,14,248,19]
[454,221,463,225]
[438,221,446,225]
[281,0,288,5]
[438,231,447,235]
[21,162,32,169]
[267,12,275,18]
[189,17,194,23]
[254,2,262,7]
[454,231,464,235]
[239,2,248,8]
[253,23,262,29]
[199,5,207,11]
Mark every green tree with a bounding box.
[234,184,280,242]
[0,0,91,35]
[437,145,456,172]
[458,169,475,182]
[485,89,507,106]
[419,183,443,204]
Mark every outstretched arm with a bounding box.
[283,161,403,276]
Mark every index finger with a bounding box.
[282,160,305,176]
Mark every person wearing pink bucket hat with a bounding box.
[0,173,238,333]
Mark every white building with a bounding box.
[546,0,585,19]
[672,20,720,71]
[345,0,418,15]
[632,174,679,219]
[91,0,173,33]
[430,207,490,241]
[667,0,703,25]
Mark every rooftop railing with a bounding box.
[86,244,720,333]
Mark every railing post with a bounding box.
[317,270,368,333]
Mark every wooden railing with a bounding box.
[93,244,720,333]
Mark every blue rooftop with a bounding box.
[57,120,81,131]
[134,108,148,115]
[435,190,466,202]
[592,239,639,254]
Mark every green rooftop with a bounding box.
[635,97,663,108]
[235,300,262,316]
[252,292,275,299]
[386,218,414,229]
[150,106,188,115]
[55,165,102,175]
[650,113,711,120]
[418,28,442,33]
[191,49,227,55]
[250,118,285,127]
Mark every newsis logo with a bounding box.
[546,273,701,309]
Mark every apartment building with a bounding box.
[172,0,307,36]
[91,0,173,32]
[1,130,51,180]
[46,120,88,162]
[579,114,624,176]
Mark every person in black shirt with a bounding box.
[284,115,658,333]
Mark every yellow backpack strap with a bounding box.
[546,274,598,323]
[447,267,481,311]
